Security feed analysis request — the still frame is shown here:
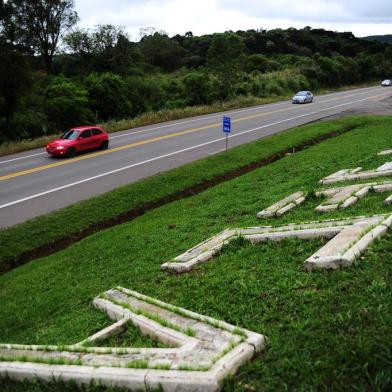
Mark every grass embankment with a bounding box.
[0,81,377,157]
[1,116,392,391]
[0,116,371,273]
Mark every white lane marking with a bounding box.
[0,90,388,210]
[0,152,46,165]
[227,92,392,140]
[108,86,382,139]
[0,101,294,164]
[0,142,228,209]
[109,103,291,139]
[0,86,382,165]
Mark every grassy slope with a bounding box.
[0,115,368,270]
[1,116,392,391]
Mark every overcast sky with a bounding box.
[74,0,392,39]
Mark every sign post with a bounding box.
[222,116,231,152]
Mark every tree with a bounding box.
[182,71,217,105]
[384,45,392,61]
[84,73,131,121]
[9,0,78,73]
[140,32,186,71]
[0,46,31,134]
[0,1,31,137]
[125,76,166,114]
[207,33,247,98]
[0,0,15,43]
[247,54,271,73]
[66,24,127,56]
[207,33,246,69]
[45,76,92,130]
[65,25,141,75]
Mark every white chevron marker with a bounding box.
[315,182,392,212]
[0,287,264,392]
[320,162,392,184]
[162,214,392,273]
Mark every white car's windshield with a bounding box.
[61,130,79,140]
[296,91,308,96]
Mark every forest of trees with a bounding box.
[364,35,392,44]
[1,0,392,143]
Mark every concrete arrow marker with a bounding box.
[320,161,392,184]
[0,287,264,391]
[315,182,392,212]
[162,214,392,273]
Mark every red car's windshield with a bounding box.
[61,130,79,140]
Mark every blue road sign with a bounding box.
[223,116,231,133]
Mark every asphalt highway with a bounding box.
[1,85,391,227]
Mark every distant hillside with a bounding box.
[363,35,392,44]
[2,25,392,143]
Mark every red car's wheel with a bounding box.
[100,140,109,150]
[66,147,77,158]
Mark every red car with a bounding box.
[46,126,109,157]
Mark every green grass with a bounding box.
[0,115,375,273]
[83,320,169,349]
[0,355,82,366]
[0,135,59,157]
[125,359,149,369]
[151,363,171,370]
[1,116,392,391]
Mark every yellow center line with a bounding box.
[0,88,386,182]
[0,106,294,182]
[0,124,217,181]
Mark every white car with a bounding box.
[381,79,392,87]
[292,91,314,104]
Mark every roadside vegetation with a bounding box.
[1,116,391,391]
[0,115,374,273]
[1,0,392,148]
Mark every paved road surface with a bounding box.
[1,85,391,227]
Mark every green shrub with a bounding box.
[45,76,93,131]
[125,76,166,114]
[11,110,48,139]
[265,80,284,96]
[85,72,131,121]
